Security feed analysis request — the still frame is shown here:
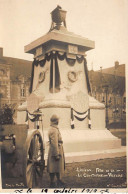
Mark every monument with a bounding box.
[17,6,125,162]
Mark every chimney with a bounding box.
[0,48,3,58]
[115,61,119,69]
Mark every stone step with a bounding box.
[44,146,126,164]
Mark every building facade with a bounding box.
[0,47,32,121]
[89,61,126,125]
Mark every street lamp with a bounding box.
[102,84,109,129]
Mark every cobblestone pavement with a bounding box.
[3,156,126,189]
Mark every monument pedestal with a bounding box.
[17,6,126,163]
[38,94,123,160]
[17,91,125,162]
[43,129,121,153]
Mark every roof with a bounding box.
[97,64,125,77]
[1,56,32,81]
[89,70,125,96]
[0,58,7,64]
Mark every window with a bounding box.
[0,69,4,76]
[21,88,25,97]
[102,96,105,103]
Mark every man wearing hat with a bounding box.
[47,114,65,188]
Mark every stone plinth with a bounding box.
[39,95,121,155]
[17,93,123,160]
[17,6,124,162]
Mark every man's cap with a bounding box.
[50,114,59,123]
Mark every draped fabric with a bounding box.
[73,108,88,115]
[26,111,40,122]
[34,59,38,67]
[46,52,52,61]
[66,57,76,66]
[76,55,84,64]
[88,109,91,129]
[71,108,75,129]
[40,58,46,67]
[84,58,91,94]
[49,52,61,93]
[74,114,88,121]
[71,108,91,129]
[57,52,66,61]
[29,51,91,94]
[49,53,54,92]
[54,53,61,90]
[29,59,36,93]
[73,109,88,121]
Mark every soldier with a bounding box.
[47,115,65,188]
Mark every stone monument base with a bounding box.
[64,147,126,163]
[17,95,126,163]
[42,129,125,164]
[42,128,124,161]
[44,147,126,164]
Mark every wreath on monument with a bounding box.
[38,71,45,83]
[68,71,78,82]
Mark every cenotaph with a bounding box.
[17,6,125,161]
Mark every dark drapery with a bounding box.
[54,53,61,90]
[71,108,90,129]
[49,52,61,93]
[29,59,36,93]
[26,110,40,122]
[49,53,54,92]
[73,108,88,115]
[71,108,75,129]
[29,51,91,94]
[84,58,91,94]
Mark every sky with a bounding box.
[0,0,128,70]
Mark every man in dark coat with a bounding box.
[47,115,65,187]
